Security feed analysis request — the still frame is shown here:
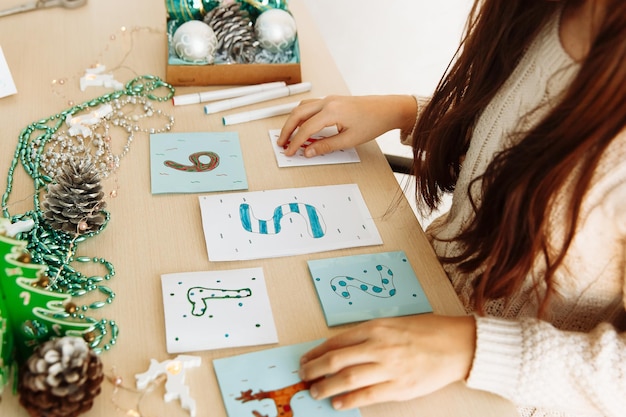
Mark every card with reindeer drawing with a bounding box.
[307,251,433,326]
[213,340,361,417]
[160,268,278,353]
[150,131,248,194]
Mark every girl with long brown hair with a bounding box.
[277,0,626,416]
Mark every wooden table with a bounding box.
[0,0,517,416]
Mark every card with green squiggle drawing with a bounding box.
[160,268,278,353]
[150,131,248,194]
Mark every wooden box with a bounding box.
[165,6,302,87]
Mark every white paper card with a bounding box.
[199,184,383,261]
[161,268,278,353]
[269,126,360,167]
[0,46,17,98]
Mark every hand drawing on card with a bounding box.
[269,126,360,167]
[239,202,326,238]
[160,268,277,353]
[308,251,433,326]
[213,340,362,417]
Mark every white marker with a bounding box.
[204,82,312,115]
[222,101,299,125]
[172,81,287,106]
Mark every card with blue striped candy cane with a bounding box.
[198,184,382,261]
[307,251,433,326]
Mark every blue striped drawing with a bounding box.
[239,202,326,238]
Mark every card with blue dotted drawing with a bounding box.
[214,339,362,417]
[160,268,278,353]
[198,184,383,261]
[150,131,248,194]
[307,251,433,326]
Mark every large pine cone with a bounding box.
[204,2,259,63]
[19,336,104,417]
[41,160,106,235]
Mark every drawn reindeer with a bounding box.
[236,379,314,417]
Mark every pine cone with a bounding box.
[19,336,104,417]
[204,2,259,63]
[41,160,106,235]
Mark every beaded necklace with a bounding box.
[2,75,175,354]
[40,93,174,180]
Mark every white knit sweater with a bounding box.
[409,11,626,417]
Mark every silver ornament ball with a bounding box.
[172,20,218,64]
[254,9,297,54]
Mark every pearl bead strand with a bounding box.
[38,95,174,180]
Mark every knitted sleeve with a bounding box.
[467,316,626,416]
[399,95,430,145]
[465,170,626,416]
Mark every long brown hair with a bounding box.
[412,0,626,314]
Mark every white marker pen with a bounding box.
[204,82,312,115]
[222,101,299,125]
[172,81,287,106]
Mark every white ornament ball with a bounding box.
[172,20,218,64]
[254,9,297,54]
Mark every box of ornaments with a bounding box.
[165,0,302,86]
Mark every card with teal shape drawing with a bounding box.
[150,131,248,194]
[307,251,433,326]
[214,340,361,417]
[160,268,278,353]
[198,183,382,261]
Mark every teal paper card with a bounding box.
[214,340,361,417]
[307,251,433,326]
[150,131,248,194]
